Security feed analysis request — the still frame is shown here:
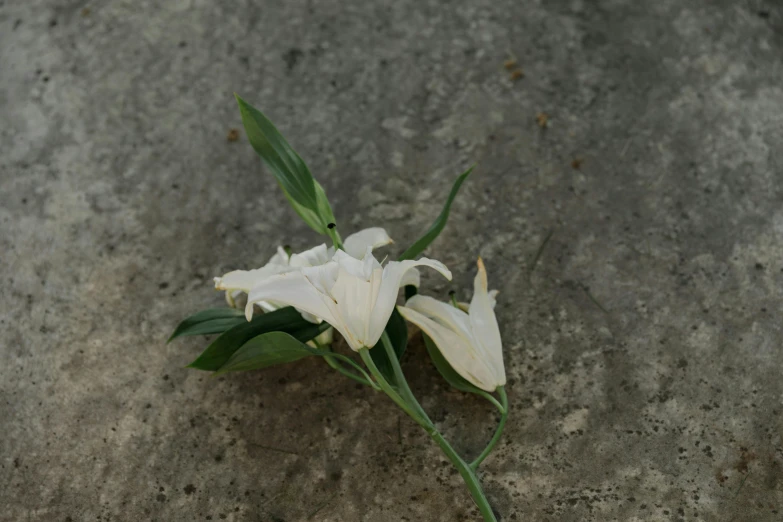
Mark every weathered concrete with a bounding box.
[2,0,783,520]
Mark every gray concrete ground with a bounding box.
[2,0,782,520]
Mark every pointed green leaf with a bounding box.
[215,331,319,375]
[168,308,247,343]
[398,166,474,261]
[215,331,373,382]
[187,307,328,371]
[369,308,408,384]
[423,333,485,395]
[235,94,336,234]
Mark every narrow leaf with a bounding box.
[168,308,246,343]
[369,308,408,384]
[398,166,474,261]
[235,95,336,234]
[188,307,327,371]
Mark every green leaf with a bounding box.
[397,166,474,261]
[216,332,374,383]
[168,308,247,343]
[403,284,418,301]
[215,332,320,375]
[423,333,485,395]
[369,308,408,384]
[188,307,327,371]
[235,95,336,235]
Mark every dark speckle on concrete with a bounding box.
[3,0,783,521]
[282,48,304,71]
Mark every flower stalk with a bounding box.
[356,333,501,522]
[470,386,508,470]
[325,222,343,250]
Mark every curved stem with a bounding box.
[376,334,498,521]
[321,349,378,388]
[428,429,498,522]
[470,387,508,470]
[359,349,423,423]
[475,390,506,415]
[380,332,431,423]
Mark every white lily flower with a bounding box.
[397,258,505,392]
[214,227,393,322]
[244,249,452,351]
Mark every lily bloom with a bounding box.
[244,249,452,351]
[214,227,393,321]
[397,258,505,392]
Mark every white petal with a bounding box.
[258,300,281,313]
[468,258,505,385]
[299,310,322,324]
[329,265,378,350]
[400,267,420,288]
[404,295,474,343]
[488,289,499,309]
[301,263,340,295]
[289,243,330,268]
[244,270,337,327]
[397,305,497,392]
[311,327,334,346]
[214,247,293,293]
[214,262,290,293]
[365,257,452,348]
[343,227,393,259]
[332,248,381,280]
[269,246,290,266]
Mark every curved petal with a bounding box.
[268,246,290,266]
[332,248,382,280]
[404,295,474,343]
[214,262,291,293]
[289,243,330,268]
[468,258,505,385]
[330,267,376,349]
[397,305,497,391]
[343,227,393,259]
[488,289,499,309]
[301,263,340,295]
[365,257,452,348]
[299,310,323,324]
[244,270,337,326]
[400,267,420,288]
[214,247,292,294]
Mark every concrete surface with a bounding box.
[2,0,783,520]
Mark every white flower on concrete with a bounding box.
[397,258,505,392]
[214,227,393,322]
[244,248,452,351]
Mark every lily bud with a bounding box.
[397,258,505,392]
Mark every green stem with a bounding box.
[475,390,506,415]
[470,387,508,470]
[380,332,431,423]
[322,351,377,388]
[373,336,498,522]
[314,339,378,389]
[427,429,498,522]
[326,225,343,250]
[359,350,422,422]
